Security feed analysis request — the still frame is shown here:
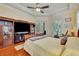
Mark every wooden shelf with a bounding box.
[0,16,35,46]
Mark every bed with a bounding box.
[24,36,65,56]
[62,37,79,56]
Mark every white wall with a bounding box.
[48,4,78,36]
[0,4,51,36]
[0,4,36,23]
[49,10,71,36]
[0,4,77,37]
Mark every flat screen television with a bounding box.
[14,22,30,33]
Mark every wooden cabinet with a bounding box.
[24,34,32,40]
[78,29,79,37]
[0,25,3,48]
[0,18,14,48]
[0,16,35,45]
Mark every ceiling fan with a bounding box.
[27,3,49,13]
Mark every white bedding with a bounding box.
[62,37,79,56]
[24,37,65,56]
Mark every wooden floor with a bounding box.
[16,49,30,56]
[15,42,30,56]
[14,41,25,46]
[0,45,30,56]
[16,43,30,56]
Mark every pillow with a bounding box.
[60,36,67,45]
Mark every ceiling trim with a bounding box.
[4,3,50,17]
[3,3,35,16]
[2,3,77,17]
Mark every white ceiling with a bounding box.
[3,3,79,17]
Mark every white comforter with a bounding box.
[62,37,79,56]
[24,37,65,56]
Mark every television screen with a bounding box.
[14,22,30,33]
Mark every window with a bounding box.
[35,21,45,33]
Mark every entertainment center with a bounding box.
[14,20,35,43]
[0,16,35,48]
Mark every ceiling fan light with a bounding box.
[36,8,40,12]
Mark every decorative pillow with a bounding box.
[60,36,67,45]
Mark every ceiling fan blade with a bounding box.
[27,6,36,9]
[40,10,44,13]
[40,5,49,9]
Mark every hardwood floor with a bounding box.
[16,49,30,56]
[14,41,25,46]
[15,42,30,56]
[0,45,17,56]
[0,45,30,56]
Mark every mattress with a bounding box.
[62,37,79,56]
[24,37,65,56]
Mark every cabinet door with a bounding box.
[3,26,13,47]
[0,20,14,47]
[0,25,3,48]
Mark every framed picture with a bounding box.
[65,18,71,22]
